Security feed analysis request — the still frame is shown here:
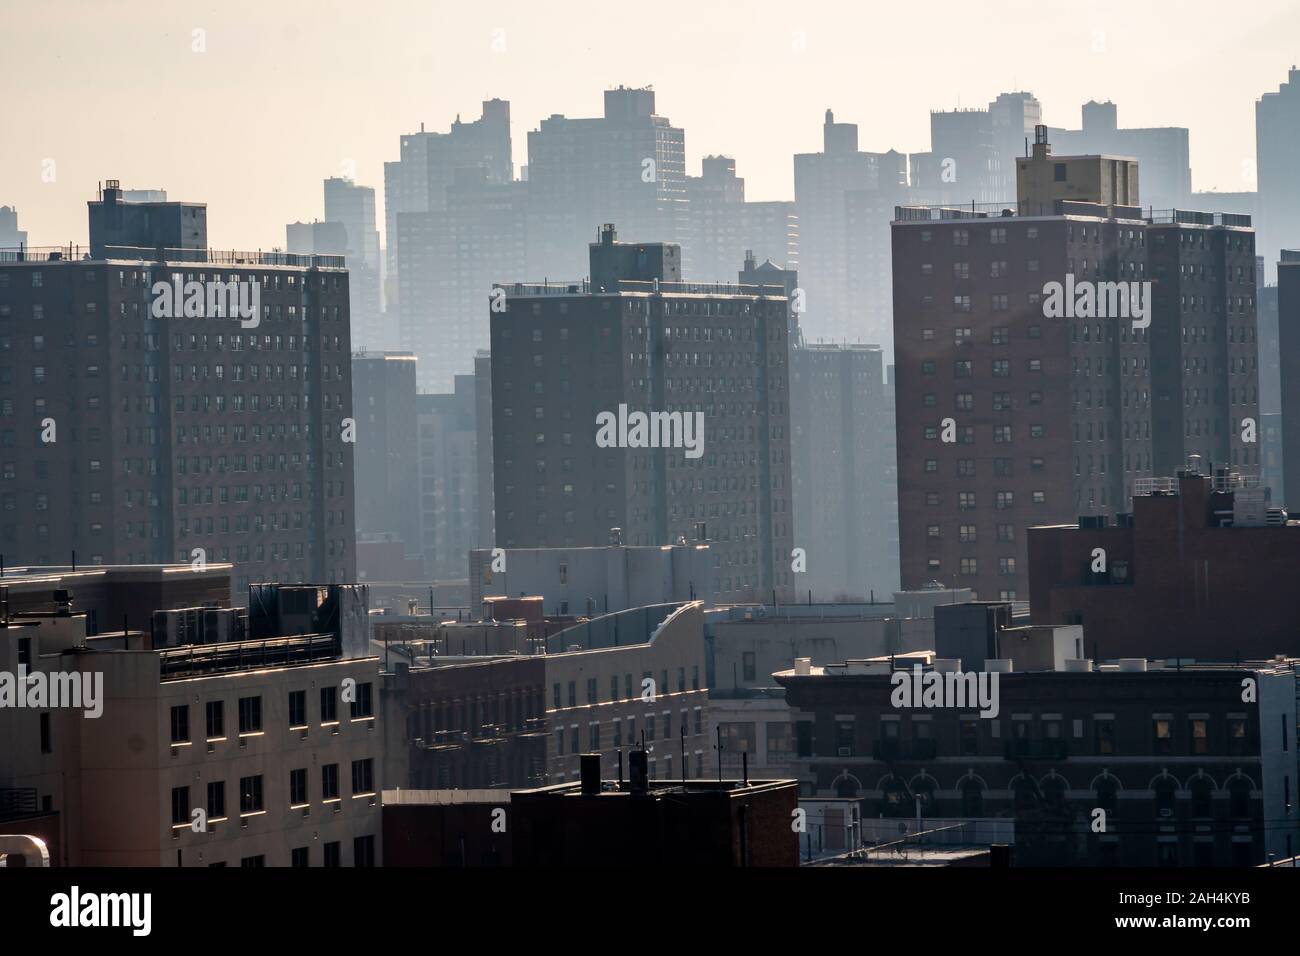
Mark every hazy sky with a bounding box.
[3,0,1297,249]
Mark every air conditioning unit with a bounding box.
[1158,808,1174,818]
[837,746,851,757]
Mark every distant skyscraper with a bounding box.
[286,220,347,256]
[525,87,689,282]
[790,341,899,601]
[383,99,513,311]
[1256,67,1300,281]
[0,206,27,248]
[417,373,482,578]
[1048,100,1192,211]
[988,92,1043,200]
[795,110,908,349]
[686,156,797,282]
[1277,251,1300,510]
[396,170,526,391]
[351,352,420,557]
[324,177,382,350]
[490,226,795,604]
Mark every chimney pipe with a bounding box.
[580,753,601,795]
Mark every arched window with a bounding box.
[1041,775,1068,813]
[1013,775,1040,812]
[1228,777,1252,819]
[833,772,860,799]
[1190,777,1214,818]
[880,776,909,817]
[1094,776,1119,813]
[1153,777,1177,817]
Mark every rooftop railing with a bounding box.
[896,202,1252,228]
[0,244,346,269]
[493,279,790,298]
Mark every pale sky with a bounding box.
[2,0,1297,249]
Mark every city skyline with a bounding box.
[3,0,1298,250]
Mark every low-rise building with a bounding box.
[775,652,1299,866]
[0,572,385,866]
[1028,467,1300,659]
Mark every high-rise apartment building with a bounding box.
[351,352,419,558]
[525,87,689,282]
[892,131,1257,600]
[490,226,795,605]
[1256,67,1300,281]
[418,372,483,578]
[790,341,898,601]
[794,110,908,349]
[324,177,382,351]
[0,183,357,600]
[1277,250,1300,510]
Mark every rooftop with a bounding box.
[894,201,1252,228]
[494,279,792,299]
[0,244,346,269]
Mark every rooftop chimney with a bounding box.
[628,747,649,795]
[580,753,601,795]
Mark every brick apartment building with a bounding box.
[0,182,356,601]
[892,128,1258,600]
[491,224,795,604]
[1028,469,1300,659]
[776,652,1299,866]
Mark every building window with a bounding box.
[291,847,309,868]
[290,768,308,806]
[239,774,264,814]
[171,786,190,826]
[350,682,373,719]
[743,651,756,682]
[351,758,374,795]
[323,842,341,867]
[322,764,340,800]
[170,704,190,743]
[238,696,262,734]
[288,690,306,728]
[353,835,376,867]
[321,687,338,723]
[207,781,225,820]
